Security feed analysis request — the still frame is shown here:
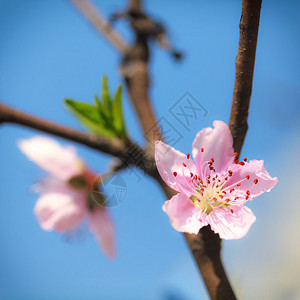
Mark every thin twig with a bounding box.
[120,0,162,152]
[229,0,262,154]
[69,0,128,54]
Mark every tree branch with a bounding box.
[0,101,127,157]
[120,0,162,151]
[170,0,263,299]
[69,0,128,54]
[229,0,262,154]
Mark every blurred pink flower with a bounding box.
[19,136,115,258]
[155,121,278,239]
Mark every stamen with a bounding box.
[187,153,190,159]
[246,190,250,195]
[234,152,239,157]
[235,160,239,164]
[239,161,245,166]
[254,179,258,184]
[201,148,204,152]
[173,172,177,177]
[246,175,250,180]
[211,158,215,162]
[183,163,187,167]
[243,157,247,162]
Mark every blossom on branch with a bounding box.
[155,121,278,239]
[18,136,115,258]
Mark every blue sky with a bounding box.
[0,0,299,299]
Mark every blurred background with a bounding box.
[0,0,299,299]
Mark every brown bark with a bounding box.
[229,0,262,154]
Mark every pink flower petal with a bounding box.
[208,206,256,239]
[192,121,234,175]
[155,141,197,196]
[89,207,115,259]
[34,191,87,232]
[224,160,278,199]
[162,193,208,234]
[18,136,84,181]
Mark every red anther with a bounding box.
[207,180,210,184]
[219,195,224,199]
[194,175,198,180]
[208,161,212,166]
[202,185,207,188]
[233,152,239,157]
[199,219,202,222]
[209,166,213,170]
[190,172,193,177]
[246,190,250,195]
[201,148,204,152]
[225,199,230,203]
[225,177,228,181]
[173,172,177,177]
[187,153,190,159]
[183,163,187,167]
[235,160,239,164]
[222,191,226,194]
[197,198,201,202]
[234,197,239,200]
[254,179,258,184]
[230,209,234,214]
[228,170,233,176]
[201,188,204,192]
[246,175,250,180]
[243,157,247,162]
[246,195,249,200]
[237,183,241,187]
[211,158,215,162]
[239,161,245,166]
[230,188,235,193]
[212,168,216,172]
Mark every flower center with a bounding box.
[173,150,259,215]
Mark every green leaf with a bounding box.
[94,94,111,124]
[112,85,127,138]
[64,99,116,138]
[101,76,112,112]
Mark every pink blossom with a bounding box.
[19,136,115,258]
[155,121,278,239]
